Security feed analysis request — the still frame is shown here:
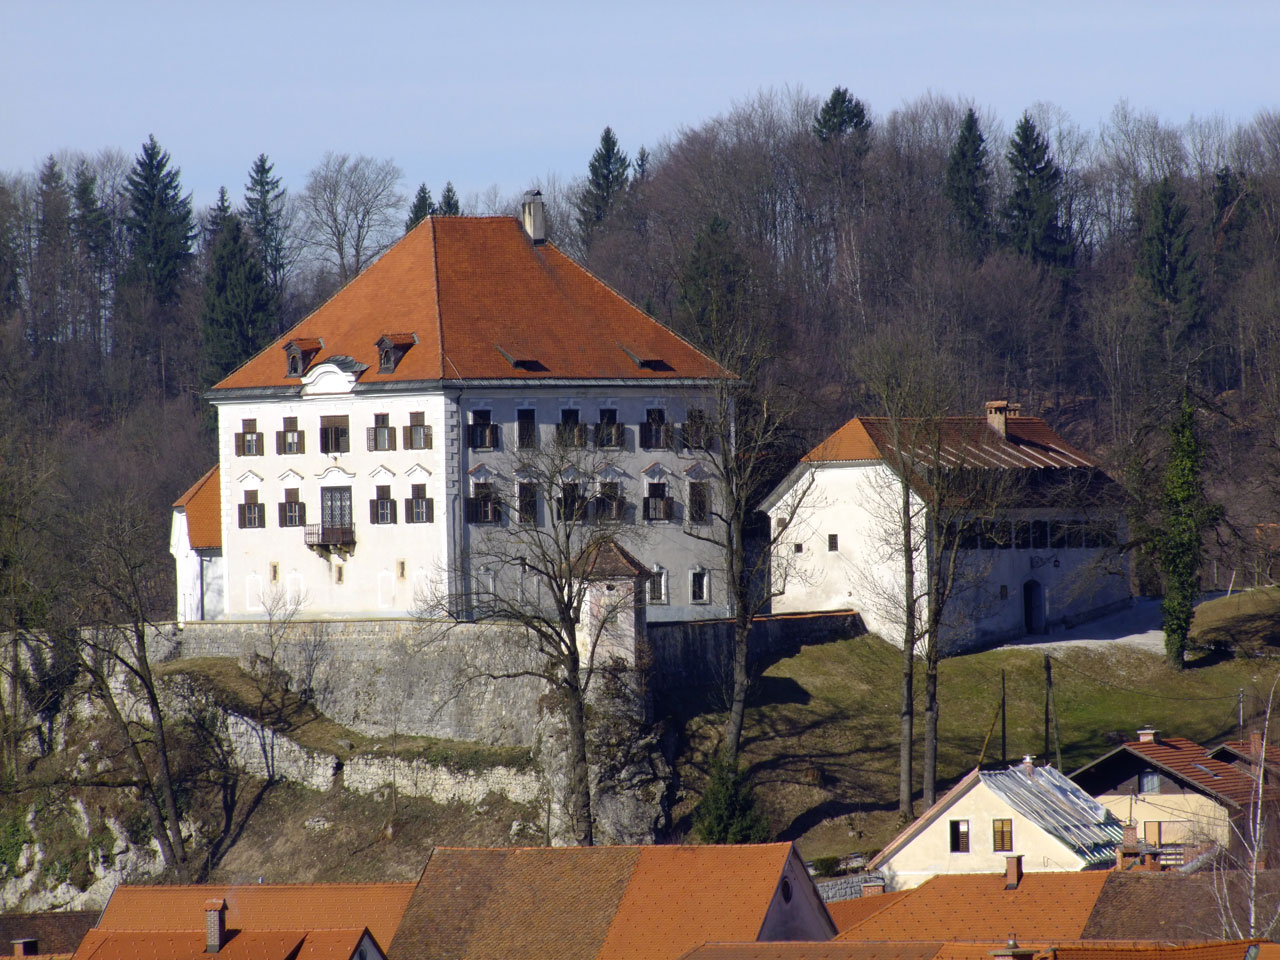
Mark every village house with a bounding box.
[761,402,1130,651]
[1070,728,1280,861]
[867,760,1123,890]
[171,194,732,626]
[69,881,415,960]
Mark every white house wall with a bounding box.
[877,779,1088,890]
[210,383,727,621]
[168,509,226,623]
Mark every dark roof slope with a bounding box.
[1082,872,1280,941]
[0,910,97,955]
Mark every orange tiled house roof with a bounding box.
[173,464,221,549]
[212,217,729,392]
[1074,736,1280,809]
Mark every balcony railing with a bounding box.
[304,524,355,546]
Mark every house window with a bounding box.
[467,482,500,524]
[238,490,264,529]
[404,411,432,450]
[370,484,397,524]
[368,413,396,452]
[949,820,969,853]
[468,410,498,450]
[405,483,434,524]
[682,408,710,450]
[518,482,538,524]
[794,543,804,553]
[644,481,673,522]
[641,408,671,450]
[993,818,1013,852]
[557,482,586,522]
[288,354,301,377]
[556,409,586,448]
[1139,770,1160,794]
[335,565,344,584]
[1031,520,1049,550]
[596,408,622,448]
[688,481,710,524]
[517,408,538,449]
[278,488,306,527]
[1014,521,1031,550]
[313,486,354,545]
[270,562,279,583]
[320,415,350,454]
[690,568,709,604]
[828,533,839,552]
[596,481,624,521]
[380,348,394,373]
[236,419,264,457]
[647,567,668,605]
[277,416,304,455]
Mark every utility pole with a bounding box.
[1043,654,1052,763]
[1001,669,1007,765]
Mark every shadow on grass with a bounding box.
[748,676,812,707]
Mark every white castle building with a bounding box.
[171,195,732,624]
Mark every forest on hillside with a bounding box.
[2,87,1279,636]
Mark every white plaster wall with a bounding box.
[769,462,916,642]
[877,779,1087,890]
[214,391,451,618]
[169,509,225,623]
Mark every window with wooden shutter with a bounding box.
[406,483,433,523]
[595,408,623,448]
[468,482,500,524]
[369,413,396,452]
[238,490,264,528]
[371,484,396,524]
[689,482,710,524]
[236,419,264,457]
[404,411,432,450]
[278,416,304,455]
[644,482,673,521]
[518,482,538,524]
[993,818,1013,852]
[320,416,349,453]
[949,820,970,853]
[279,488,305,527]
[517,409,538,449]
[468,410,498,450]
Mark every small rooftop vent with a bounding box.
[521,190,546,244]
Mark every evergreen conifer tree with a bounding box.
[1154,397,1221,668]
[1000,114,1071,268]
[678,216,750,347]
[436,182,460,216]
[693,757,770,844]
[201,214,273,387]
[812,86,870,144]
[575,127,630,244]
[123,135,195,308]
[1137,177,1201,360]
[405,183,435,232]
[241,154,289,324]
[944,108,991,254]
[633,146,650,184]
[204,187,233,246]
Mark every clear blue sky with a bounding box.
[5,1,1276,211]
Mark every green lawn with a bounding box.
[676,589,1280,860]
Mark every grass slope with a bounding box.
[678,589,1280,861]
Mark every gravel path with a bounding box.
[992,596,1168,654]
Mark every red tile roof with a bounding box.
[389,843,802,960]
[1109,737,1277,808]
[824,893,911,933]
[212,217,728,391]
[172,464,221,550]
[677,943,944,960]
[1050,943,1267,960]
[1081,872,1280,941]
[803,416,1096,471]
[836,872,1112,942]
[677,943,1273,960]
[86,881,412,946]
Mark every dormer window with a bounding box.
[283,338,323,378]
[376,333,417,374]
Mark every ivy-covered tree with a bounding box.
[201,214,273,387]
[405,183,435,232]
[1000,114,1072,268]
[944,108,991,254]
[575,127,630,244]
[1154,397,1222,668]
[1137,177,1201,363]
[436,181,460,216]
[812,86,869,144]
[241,154,290,327]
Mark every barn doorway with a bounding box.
[1023,580,1046,634]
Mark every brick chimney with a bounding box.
[521,190,546,245]
[1251,729,1264,759]
[205,898,227,954]
[1005,854,1024,890]
[1021,754,1035,773]
[989,937,1037,960]
[986,400,1022,438]
[861,878,885,897]
[1137,727,1158,744]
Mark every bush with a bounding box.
[693,757,770,844]
[812,855,841,877]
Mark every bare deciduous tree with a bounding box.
[299,152,404,285]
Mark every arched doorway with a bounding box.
[1023,580,1046,634]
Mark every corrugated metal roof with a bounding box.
[981,765,1123,866]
